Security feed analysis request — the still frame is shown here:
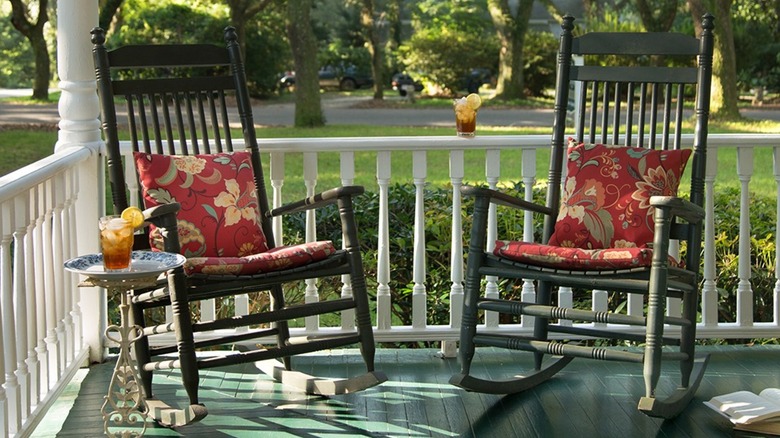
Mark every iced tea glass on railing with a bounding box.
[453,93,482,137]
[99,215,134,271]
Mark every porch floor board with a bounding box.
[34,345,779,437]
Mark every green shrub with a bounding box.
[710,188,776,323]
[523,30,558,97]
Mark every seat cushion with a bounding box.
[494,240,681,270]
[134,151,268,258]
[184,240,337,276]
[548,140,692,249]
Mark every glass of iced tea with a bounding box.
[453,93,482,137]
[99,215,134,271]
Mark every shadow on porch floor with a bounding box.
[34,345,779,437]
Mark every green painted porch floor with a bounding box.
[32,345,780,437]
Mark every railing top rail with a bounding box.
[253,135,550,152]
[0,145,92,203]
[114,133,780,155]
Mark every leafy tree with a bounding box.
[109,0,227,46]
[9,0,50,100]
[107,0,286,97]
[732,0,780,103]
[226,0,274,61]
[310,0,373,84]
[0,4,35,89]
[399,0,498,95]
[243,6,291,97]
[287,0,324,127]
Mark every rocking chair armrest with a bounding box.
[142,202,181,221]
[649,196,705,223]
[461,185,554,216]
[140,202,182,253]
[270,185,365,217]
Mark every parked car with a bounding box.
[391,73,424,97]
[463,68,494,94]
[279,65,374,91]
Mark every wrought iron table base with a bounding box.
[81,276,159,438]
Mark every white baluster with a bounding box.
[24,189,40,407]
[270,152,285,245]
[65,169,81,359]
[42,181,61,386]
[521,148,541,327]
[737,147,754,326]
[412,150,427,329]
[304,152,320,332]
[376,151,392,331]
[1,200,20,434]
[701,147,718,325]
[443,150,464,358]
[32,185,49,397]
[484,150,500,328]
[340,151,355,331]
[13,194,30,422]
[52,176,67,374]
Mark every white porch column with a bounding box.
[56,0,105,364]
[56,0,101,153]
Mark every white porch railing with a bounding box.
[2,133,780,436]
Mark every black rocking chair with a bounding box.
[91,26,386,427]
[451,14,714,419]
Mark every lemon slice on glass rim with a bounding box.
[121,206,145,229]
[466,93,482,110]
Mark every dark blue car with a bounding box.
[280,65,374,91]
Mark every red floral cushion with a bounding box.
[493,240,682,270]
[134,151,268,258]
[184,241,337,276]
[547,140,691,250]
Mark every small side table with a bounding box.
[65,251,186,437]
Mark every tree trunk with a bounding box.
[98,0,124,32]
[286,0,324,127]
[689,0,741,120]
[231,9,249,61]
[635,0,679,32]
[487,0,534,100]
[31,32,50,100]
[361,0,384,100]
[9,0,50,100]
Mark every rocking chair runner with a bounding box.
[451,14,714,419]
[91,27,386,427]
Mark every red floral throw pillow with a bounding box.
[547,140,692,250]
[134,151,268,258]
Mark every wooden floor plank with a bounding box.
[32,345,780,437]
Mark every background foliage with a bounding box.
[4,1,780,100]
